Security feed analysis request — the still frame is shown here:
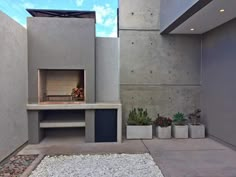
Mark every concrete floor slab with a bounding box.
[143,138,228,152]
[18,137,236,177]
[18,137,147,156]
[152,150,236,177]
[144,138,236,177]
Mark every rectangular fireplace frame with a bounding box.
[37,69,86,104]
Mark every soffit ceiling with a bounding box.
[171,0,236,34]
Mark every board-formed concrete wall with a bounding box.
[119,0,201,127]
[0,11,28,161]
[119,0,160,30]
[27,17,95,103]
[96,37,120,102]
[202,18,236,148]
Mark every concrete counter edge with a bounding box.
[27,103,122,110]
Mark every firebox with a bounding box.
[38,69,85,103]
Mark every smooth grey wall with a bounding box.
[201,18,236,147]
[119,0,201,127]
[160,0,198,32]
[27,17,95,103]
[0,11,28,161]
[96,37,119,102]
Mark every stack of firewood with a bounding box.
[71,87,84,100]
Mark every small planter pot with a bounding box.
[189,124,205,138]
[172,125,188,138]
[126,125,152,139]
[156,126,171,139]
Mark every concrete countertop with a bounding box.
[27,103,122,110]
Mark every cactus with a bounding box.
[173,112,187,125]
[127,108,152,125]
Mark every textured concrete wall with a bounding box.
[119,0,160,30]
[96,37,119,102]
[160,0,198,31]
[0,12,28,161]
[119,0,201,127]
[27,17,95,103]
[202,18,236,147]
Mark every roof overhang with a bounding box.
[161,0,236,34]
[27,9,96,22]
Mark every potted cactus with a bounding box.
[126,108,153,139]
[155,114,172,139]
[188,109,205,138]
[172,112,188,138]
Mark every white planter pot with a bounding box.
[189,124,205,138]
[156,126,171,139]
[126,125,152,139]
[173,125,188,139]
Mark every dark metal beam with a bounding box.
[26,9,96,22]
[161,0,213,34]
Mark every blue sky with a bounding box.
[0,0,118,37]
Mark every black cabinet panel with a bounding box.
[95,110,117,142]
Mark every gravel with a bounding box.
[29,153,164,177]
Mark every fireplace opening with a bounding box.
[38,69,85,103]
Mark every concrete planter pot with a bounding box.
[189,124,205,138]
[172,125,188,138]
[156,126,171,139]
[126,125,152,139]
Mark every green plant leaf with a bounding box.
[127,108,152,125]
[173,112,186,125]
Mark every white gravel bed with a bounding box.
[29,153,164,177]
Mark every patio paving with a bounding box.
[144,139,236,177]
[18,137,236,177]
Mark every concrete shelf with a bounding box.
[40,119,85,128]
[27,103,122,143]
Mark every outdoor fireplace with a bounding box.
[38,69,85,103]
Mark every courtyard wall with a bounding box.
[0,11,28,161]
[202,18,236,148]
[119,0,201,130]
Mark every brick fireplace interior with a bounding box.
[38,69,85,103]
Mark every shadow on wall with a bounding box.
[0,12,28,161]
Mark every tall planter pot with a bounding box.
[189,124,205,138]
[126,125,152,139]
[156,126,171,139]
[172,125,188,139]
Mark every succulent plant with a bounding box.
[173,112,187,125]
[127,108,152,125]
[188,109,201,125]
[155,114,172,127]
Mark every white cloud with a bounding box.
[104,17,117,27]
[92,3,117,37]
[76,0,84,7]
[23,2,35,9]
[93,4,115,25]
[109,25,117,37]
